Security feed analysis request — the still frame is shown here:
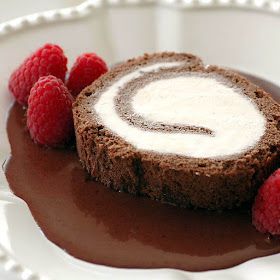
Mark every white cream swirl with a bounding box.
[94,62,266,158]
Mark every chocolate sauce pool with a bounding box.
[3,73,280,272]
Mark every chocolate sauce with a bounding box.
[3,73,280,272]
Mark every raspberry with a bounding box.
[252,169,280,236]
[9,43,67,106]
[27,75,74,147]
[66,53,108,97]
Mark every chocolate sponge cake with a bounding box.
[73,52,280,210]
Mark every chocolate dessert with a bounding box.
[73,52,280,209]
[5,102,280,272]
[4,45,280,271]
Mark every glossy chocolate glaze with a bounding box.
[3,73,280,272]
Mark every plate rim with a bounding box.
[1,1,280,279]
[1,0,280,40]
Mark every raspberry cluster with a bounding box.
[8,43,108,147]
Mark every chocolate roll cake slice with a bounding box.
[73,52,280,210]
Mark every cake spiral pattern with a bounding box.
[73,53,280,209]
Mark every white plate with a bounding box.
[1,1,280,279]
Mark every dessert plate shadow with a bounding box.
[0,1,280,279]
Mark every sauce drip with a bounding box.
[4,73,280,271]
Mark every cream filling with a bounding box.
[94,62,266,158]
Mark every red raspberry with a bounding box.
[27,75,74,147]
[252,169,280,236]
[66,53,108,97]
[9,43,67,106]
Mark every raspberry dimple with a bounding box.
[252,169,280,236]
[27,75,74,147]
[9,43,67,106]
[66,53,108,97]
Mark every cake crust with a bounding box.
[73,52,280,209]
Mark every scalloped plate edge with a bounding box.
[1,1,280,279]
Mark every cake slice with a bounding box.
[73,52,280,209]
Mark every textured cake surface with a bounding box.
[73,52,280,209]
